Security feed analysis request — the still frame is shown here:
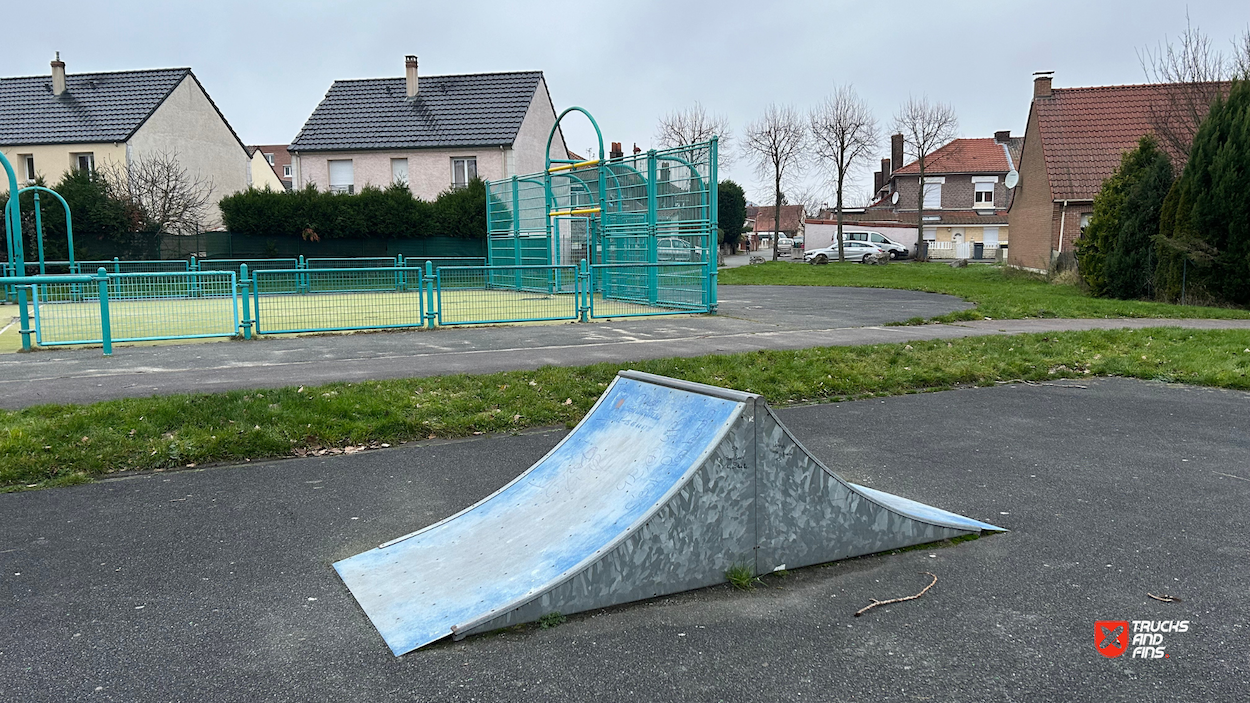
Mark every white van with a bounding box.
[841,231,909,259]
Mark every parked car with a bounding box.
[656,236,705,262]
[842,230,909,259]
[803,240,886,263]
[776,236,794,256]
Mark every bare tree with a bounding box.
[810,85,879,261]
[744,104,807,261]
[892,96,958,261]
[1138,15,1231,161]
[99,150,214,236]
[1233,26,1250,79]
[654,101,733,166]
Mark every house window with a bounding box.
[73,152,94,173]
[392,158,409,186]
[452,157,477,189]
[922,227,936,241]
[922,178,942,209]
[265,153,274,165]
[983,227,1000,247]
[974,182,995,207]
[1080,213,1092,232]
[282,165,291,178]
[22,155,35,183]
[328,159,354,194]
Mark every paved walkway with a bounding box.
[2,285,1249,408]
[2,378,1244,700]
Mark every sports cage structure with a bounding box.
[0,108,718,355]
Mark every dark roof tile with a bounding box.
[0,68,189,145]
[289,71,543,152]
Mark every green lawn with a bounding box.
[718,262,1250,322]
[5,326,1250,491]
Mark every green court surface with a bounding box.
[6,288,696,352]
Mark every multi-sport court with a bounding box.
[0,108,718,353]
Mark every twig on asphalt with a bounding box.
[1147,593,1181,603]
[854,572,938,617]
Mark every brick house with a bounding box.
[288,56,567,201]
[1006,73,1228,272]
[751,204,805,251]
[864,131,1022,259]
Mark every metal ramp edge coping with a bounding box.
[335,370,1005,655]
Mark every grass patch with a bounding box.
[719,261,1250,322]
[537,612,567,629]
[725,564,760,591]
[4,327,1250,491]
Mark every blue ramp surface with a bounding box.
[334,376,744,655]
[336,371,1002,655]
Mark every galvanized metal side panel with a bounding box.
[333,377,744,656]
[456,409,756,638]
[754,406,998,573]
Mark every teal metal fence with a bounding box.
[436,265,579,325]
[252,266,428,335]
[32,270,238,348]
[484,107,717,318]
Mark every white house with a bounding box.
[288,56,568,200]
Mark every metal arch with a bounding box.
[544,106,605,168]
[4,186,76,273]
[0,151,22,268]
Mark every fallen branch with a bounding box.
[854,572,937,617]
[1147,593,1181,603]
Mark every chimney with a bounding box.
[1033,71,1053,99]
[994,130,1011,143]
[610,142,623,159]
[51,52,66,97]
[891,133,904,174]
[405,55,419,98]
[881,157,892,178]
[873,171,884,194]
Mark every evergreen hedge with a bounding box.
[1157,80,1250,305]
[219,179,487,241]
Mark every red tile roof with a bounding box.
[1033,81,1228,201]
[892,138,1010,175]
[752,205,805,233]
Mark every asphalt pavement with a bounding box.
[2,377,1246,702]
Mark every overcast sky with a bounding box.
[9,1,1246,205]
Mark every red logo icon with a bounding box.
[1096,620,1129,658]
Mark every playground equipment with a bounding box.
[0,106,721,355]
[485,107,718,317]
[334,371,1003,656]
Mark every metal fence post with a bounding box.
[424,260,437,328]
[396,253,406,292]
[17,285,32,351]
[298,255,308,294]
[96,268,112,356]
[239,264,253,340]
[252,269,261,335]
[578,259,589,322]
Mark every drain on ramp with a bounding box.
[334,370,1002,655]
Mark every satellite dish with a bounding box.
[891,191,900,205]
[1005,170,1019,189]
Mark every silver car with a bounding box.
[803,240,886,263]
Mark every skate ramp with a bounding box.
[335,371,1002,655]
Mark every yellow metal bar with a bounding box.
[549,207,602,217]
[547,158,600,174]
